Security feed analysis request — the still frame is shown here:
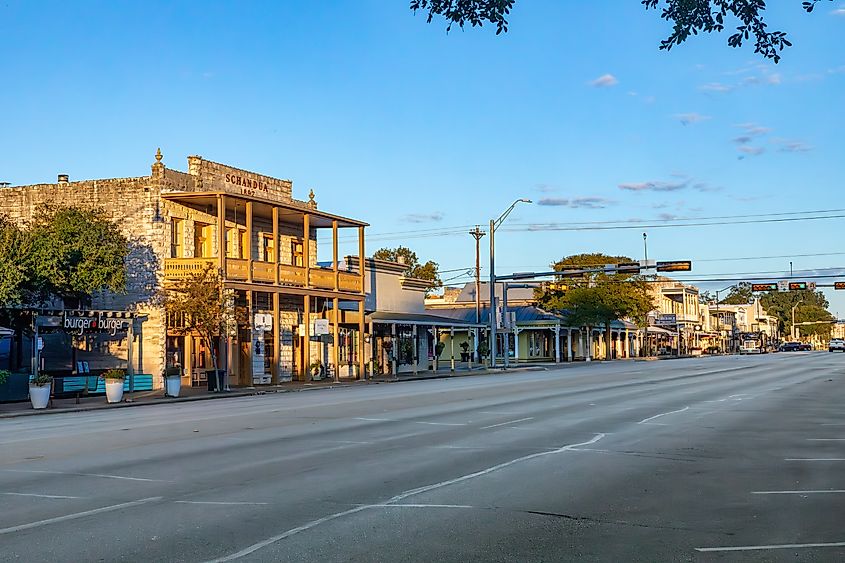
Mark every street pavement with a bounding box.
[2,352,845,562]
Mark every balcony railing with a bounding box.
[163,258,362,293]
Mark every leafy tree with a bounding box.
[411,0,831,62]
[759,289,834,338]
[720,282,753,305]
[28,207,129,306]
[373,246,442,290]
[536,253,654,359]
[162,264,235,381]
[0,216,33,306]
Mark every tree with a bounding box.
[162,264,234,383]
[411,1,831,62]
[759,289,834,338]
[28,207,129,306]
[373,246,442,290]
[535,253,654,360]
[720,282,753,305]
[0,217,33,306]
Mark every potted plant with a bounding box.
[310,359,323,381]
[0,369,9,388]
[29,373,52,410]
[477,340,490,366]
[163,366,182,398]
[102,368,126,404]
[433,341,445,370]
[460,341,470,362]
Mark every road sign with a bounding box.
[615,262,642,274]
[788,282,808,291]
[777,280,789,292]
[835,281,845,290]
[655,314,677,326]
[656,260,692,272]
[751,283,778,292]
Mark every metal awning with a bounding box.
[646,326,675,335]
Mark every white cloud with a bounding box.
[658,213,680,221]
[735,122,772,136]
[673,112,711,125]
[831,7,845,15]
[618,179,689,192]
[774,139,814,153]
[699,82,734,93]
[589,74,618,88]
[738,146,765,156]
[537,197,615,209]
[403,212,444,223]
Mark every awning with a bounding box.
[646,326,675,335]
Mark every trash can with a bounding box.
[205,369,227,392]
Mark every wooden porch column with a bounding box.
[243,290,252,386]
[358,299,365,379]
[333,297,340,382]
[412,324,418,375]
[358,226,365,295]
[450,326,455,372]
[567,329,573,362]
[303,295,311,381]
[303,213,311,287]
[390,322,397,375]
[554,324,561,363]
[367,319,374,378]
[332,220,339,291]
[272,291,279,384]
[246,201,253,283]
[272,206,279,284]
[217,194,226,271]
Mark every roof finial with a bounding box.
[155,148,163,163]
[307,189,317,209]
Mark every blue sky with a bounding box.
[1,1,844,313]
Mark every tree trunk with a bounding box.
[605,320,612,360]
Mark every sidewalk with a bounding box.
[0,363,559,419]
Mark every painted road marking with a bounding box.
[370,503,474,509]
[175,501,269,506]
[0,497,162,535]
[205,433,605,562]
[353,417,393,422]
[785,458,845,461]
[0,469,167,483]
[807,438,845,441]
[638,406,690,424]
[481,417,534,430]
[696,541,845,552]
[1,492,81,499]
[752,490,845,495]
[414,421,466,427]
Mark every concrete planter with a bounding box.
[29,384,51,409]
[105,379,124,403]
[164,375,181,398]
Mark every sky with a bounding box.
[1,1,844,314]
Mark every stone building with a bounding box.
[0,150,367,388]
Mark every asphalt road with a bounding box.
[3,352,845,562]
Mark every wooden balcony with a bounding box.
[163,258,362,294]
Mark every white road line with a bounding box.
[752,490,845,495]
[0,497,162,535]
[414,421,466,427]
[478,411,521,415]
[1,492,81,499]
[206,433,605,562]
[481,417,534,430]
[0,469,167,483]
[370,503,474,509]
[638,406,690,424]
[174,501,269,506]
[785,458,845,461]
[807,438,845,441]
[353,417,393,422]
[696,541,845,552]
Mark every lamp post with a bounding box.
[489,199,532,368]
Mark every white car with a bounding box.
[829,339,845,352]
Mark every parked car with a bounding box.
[829,338,845,352]
[779,342,802,352]
[799,342,813,351]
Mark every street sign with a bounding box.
[312,319,330,336]
[788,282,808,291]
[751,283,778,292]
[777,280,789,292]
[616,262,642,274]
[835,281,845,290]
[656,260,692,272]
[655,314,677,326]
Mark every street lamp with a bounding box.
[489,198,532,368]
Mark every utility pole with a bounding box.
[469,226,485,325]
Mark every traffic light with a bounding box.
[788,282,808,291]
[751,283,778,292]
[835,282,845,290]
[656,260,692,272]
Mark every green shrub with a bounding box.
[0,369,10,386]
[31,373,52,387]
[102,368,126,381]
